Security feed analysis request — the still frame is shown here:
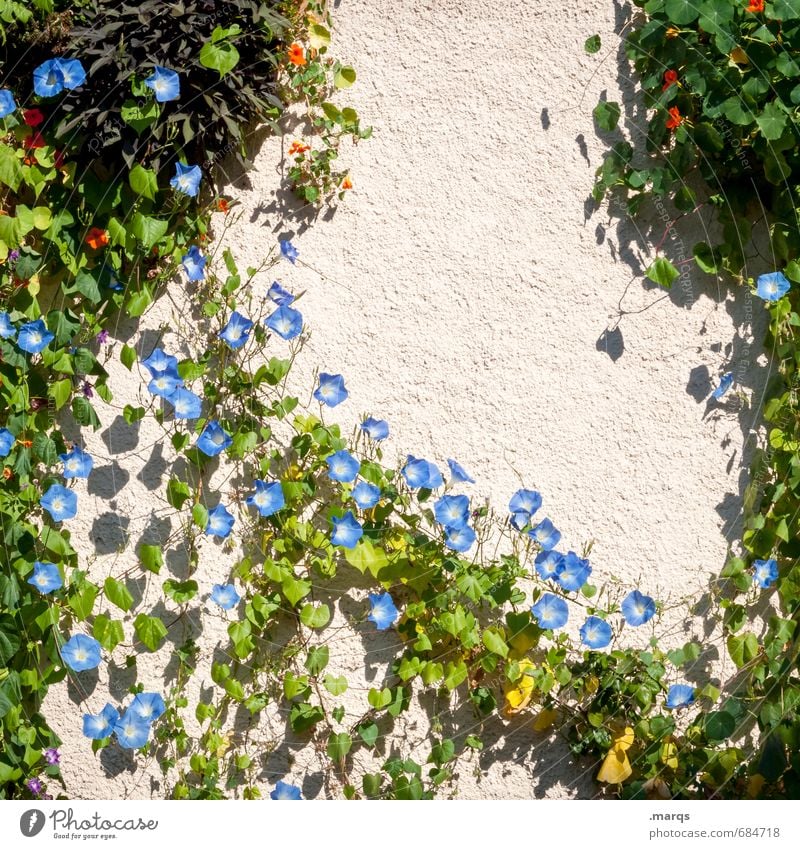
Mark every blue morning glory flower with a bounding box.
[266,305,303,340]
[280,239,299,264]
[753,558,779,589]
[352,480,381,509]
[368,592,399,630]
[0,311,15,339]
[41,484,77,522]
[27,561,63,594]
[267,281,295,305]
[33,59,65,96]
[711,372,734,400]
[447,458,475,484]
[142,347,178,376]
[579,616,612,649]
[211,583,241,610]
[114,711,151,749]
[0,428,14,457]
[0,89,16,118]
[170,161,202,197]
[196,421,232,456]
[529,518,561,551]
[445,524,476,552]
[129,692,166,723]
[219,311,253,350]
[82,704,119,740]
[665,684,695,710]
[531,593,569,630]
[556,551,592,592]
[246,480,285,517]
[145,66,180,102]
[331,511,363,548]
[60,446,93,479]
[509,488,542,518]
[434,494,470,530]
[327,449,360,483]
[621,590,656,626]
[61,633,102,671]
[206,504,235,538]
[534,550,564,582]
[57,58,86,90]
[361,417,389,440]
[314,373,348,407]
[169,388,202,420]
[181,245,206,282]
[402,455,443,489]
[17,319,54,354]
[148,372,184,398]
[271,781,302,800]
[756,271,790,301]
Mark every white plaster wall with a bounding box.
[42,0,770,799]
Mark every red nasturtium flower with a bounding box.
[341,175,353,190]
[2,467,12,481]
[216,198,230,213]
[288,140,310,155]
[662,69,678,92]
[23,108,44,127]
[287,43,306,66]
[747,0,764,12]
[54,149,65,169]
[666,106,683,130]
[85,227,109,249]
[25,131,45,150]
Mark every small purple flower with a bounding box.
[26,777,44,796]
[43,747,60,766]
[96,329,109,345]
[8,249,20,264]
[81,382,94,399]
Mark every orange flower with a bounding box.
[288,140,310,155]
[17,438,32,449]
[2,467,12,480]
[216,198,230,213]
[287,43,306,66]
[85,227,109,249]
[662,69,678,92]
[341,176,353,190]
[666,106,683,130]
[665,26,680,39]
[746,0,764,11]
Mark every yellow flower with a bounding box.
[504,659,536,714]
[597,726,635,785]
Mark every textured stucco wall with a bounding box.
[42,1,769,799]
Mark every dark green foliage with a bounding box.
[1,0,289,180]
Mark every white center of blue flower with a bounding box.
[67,459,79,471]
[30,332,41,345]
[37,575,48,586]
[52,497,63,512]
[768,282,777,295]
[276,319,291,334]
[228,327,242,340]
[175,400,188,414]
[74,649,87,662]
[211,431,224,445]
[254,492,267,506]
